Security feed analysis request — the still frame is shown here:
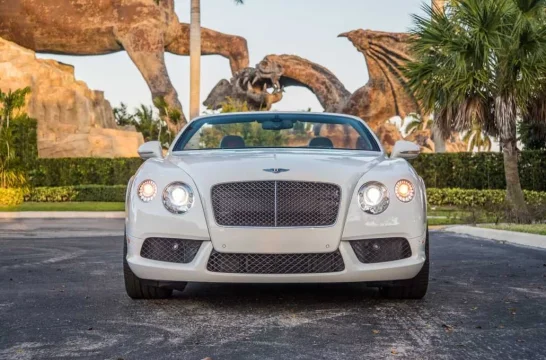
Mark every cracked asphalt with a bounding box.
[0,221,545,360]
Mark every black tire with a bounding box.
[123,235,173,300]
[380,229,429,300]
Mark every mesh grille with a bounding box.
[211,181,341,227]
[140,238,202,263]
[350,238,412,264]
[207,250,345,274]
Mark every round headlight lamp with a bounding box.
[358,182,389,215]
[395,180,415,203]
[138,180,157,202]
[163,182,194,214]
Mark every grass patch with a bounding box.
[0,202,124,212]
[480,224,546,236]
[427,206,498,226]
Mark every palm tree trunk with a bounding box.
[189,0,201,120]
[495,94,530,222]
[432,122,446,153]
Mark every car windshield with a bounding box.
[173,114,381,152]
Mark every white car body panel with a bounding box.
[126,112,427,283]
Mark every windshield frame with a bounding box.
[171,112,383,153]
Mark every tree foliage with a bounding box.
[113,103,172,148]
[0,87,33,189]
[404,0,546,221]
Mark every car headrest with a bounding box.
[220,135,245,149]
[309,137,334,149]
[356,136,371,150]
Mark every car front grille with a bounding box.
[140,238,202,263]
[211,181,341,227]
[350,238,412,264]
[207,250,345,274]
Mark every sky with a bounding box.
[37,0,428,116]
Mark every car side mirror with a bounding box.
[138,141,163,160]
[391,140,421,160]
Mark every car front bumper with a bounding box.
[126,234,426,284]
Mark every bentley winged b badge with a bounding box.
[263,168,290,174]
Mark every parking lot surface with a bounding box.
[1,226,545,359]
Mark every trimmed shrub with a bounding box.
[27,185,126,202]
[31,158,142,187]
[426,188,546,207]
[0,188,25,206]
[411,151,546,191]
[11,116,38,171]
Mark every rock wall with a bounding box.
[0,38,143,158]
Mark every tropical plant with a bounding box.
[0,87,32,189]
[518,119,546,150]
[404,0,546,222]
[463,120,493,152]
[133,104,172,147]
[189,0,244,120]
[113,103,172,148]
[113,102,134,126]
[404,114,432,135]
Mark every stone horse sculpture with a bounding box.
[0,0,249,132]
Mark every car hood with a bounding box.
[167,149,386,192]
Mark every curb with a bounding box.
[0,211,125,219]
[444,225,546,250]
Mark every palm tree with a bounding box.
[463,121,492,152]
[404,0,546,222]
[0,87,32,188]
[189,0,244,120]
[405,114,432,135]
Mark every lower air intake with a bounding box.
[140,238,202,263]
[207,250,345,274]
[350,238,412,264]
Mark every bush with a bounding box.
[411,151,546,191]
[0,188,25,206]
[27,185,126,202]
[31,158,142,187]
[426,188,546,207]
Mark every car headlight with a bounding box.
[395,180,415,203]
[138,180,157,202]
[163,182,194,214]
[358,182,389,214]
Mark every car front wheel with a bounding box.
[380,228,430,300]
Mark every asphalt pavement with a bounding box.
[0,223,545,360]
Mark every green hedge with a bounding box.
[28,151,546,191]
[11,117,38,172]
[411,151,546,191]
[24,186,546,208]
[26,185,126,202]
[427,188,546,207]
[30,158,142,187]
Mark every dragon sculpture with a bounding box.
[0,0,249,132]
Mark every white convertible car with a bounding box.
[124,112,429,299]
